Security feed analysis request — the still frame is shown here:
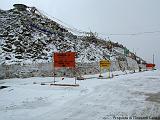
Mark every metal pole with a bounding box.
[54,66,56,84]
[74,36,77,85]
[73,67,76,85]
[108,68,110,78]
[100,67,102,77]
[153,54,154,64]
[53,52,56,84]
[75,76,76,84]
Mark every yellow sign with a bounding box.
[100,60,111,68]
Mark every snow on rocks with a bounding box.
[0,4,147,80]
[0,4,145,66]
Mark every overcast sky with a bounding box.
[1,0,160,69]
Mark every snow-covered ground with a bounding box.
[0,70,160,120]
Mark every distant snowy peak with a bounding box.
[0,4,145,65]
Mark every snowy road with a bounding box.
[0,70,160,120]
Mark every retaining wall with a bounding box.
[0,58,141,79]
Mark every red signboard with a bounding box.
[146,63,155,68]
[54,52,76,68]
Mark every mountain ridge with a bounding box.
[0,4,146,66]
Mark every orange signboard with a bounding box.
[146,63,155,68]
[54,52,76,68]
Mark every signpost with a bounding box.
[53,52,76,84]
[146,63,155,70]
[54,52,76,68]
[99,60,111,78]
[106,54,111,60]
[124,47,129,56]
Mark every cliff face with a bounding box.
[0,6,75,64]
[0,4,148,79]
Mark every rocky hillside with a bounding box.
[0,4,146,66]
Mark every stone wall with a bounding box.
[0,63,53,79]
[0,59,141,80]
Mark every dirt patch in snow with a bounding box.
[0,86,9,90]
[145,92,160,103]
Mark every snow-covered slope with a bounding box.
[0,5,111,65]
[0,4,146,66]
[0,70,160,120]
